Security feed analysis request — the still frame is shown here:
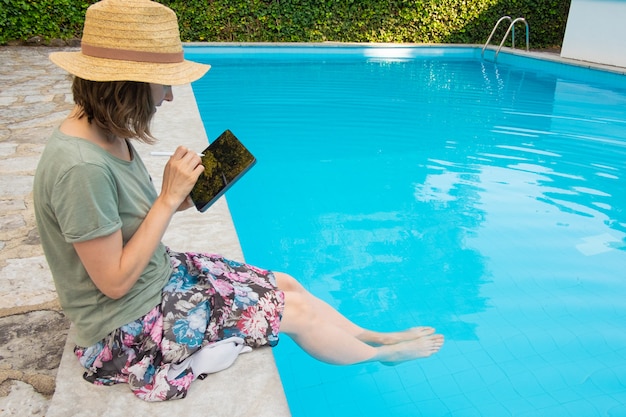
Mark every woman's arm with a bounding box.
[73,146,203,299]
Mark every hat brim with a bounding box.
[50,51,210,85]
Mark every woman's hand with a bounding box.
[73,146,204,299]
[160,146,204,211]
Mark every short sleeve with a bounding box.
[52,162,122,243]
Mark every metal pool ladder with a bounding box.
[482,16,529,60]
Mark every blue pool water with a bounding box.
[187,46,626,417]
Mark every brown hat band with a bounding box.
[81,43,184,64]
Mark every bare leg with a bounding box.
[275,272,437,345]
[275,272,444,366]
[279,291,378,364]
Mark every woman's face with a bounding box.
[149,84,173,108]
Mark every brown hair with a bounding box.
[71,77,156,144]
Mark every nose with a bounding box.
[164,85,173,102]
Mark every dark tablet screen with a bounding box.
[189,130,256,212]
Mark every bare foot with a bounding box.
[358,326,436,346]
[375,333,444,365]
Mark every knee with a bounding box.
[274,271,304,293]
[281,291,318,333]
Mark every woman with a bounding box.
[34,0,444,402]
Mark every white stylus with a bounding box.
[150,151,204,156]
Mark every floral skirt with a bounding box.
[74,250,285,401]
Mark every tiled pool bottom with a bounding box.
[270,222,626,416]
[188,45,626,416]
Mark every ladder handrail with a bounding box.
[482,16,511,57]
[495,17,529,59]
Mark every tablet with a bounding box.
[190,130,256,212]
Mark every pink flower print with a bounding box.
[237,306,268,341]
[203,259,227,276]
[145,306,161,323]
[141,371,175,402]
[122,333,136,347]
[248,272,273,289]
[225,270,248,283]
[92,344,112,369]
[248,264,270,276]
[259,296,282,333]
[148,316,164,345]
[101,344,113,362]
[211,278,234,297]
[168,367,194,389]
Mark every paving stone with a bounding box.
[8,111,69,130]
[0,214,26,231]
[3,103,59,123]
[0,176,33,198]
[0,200,26,212]
[0,310,69,376]
[24,95,56,104]
[0,256,56,308]
[0,381,49,417]
[23,228,41,246]
[0,143,17,157]
[6,126,60,145]
[2,67,48,77]
[0,156,41,173]
[0,97,18,106]
[0,128,10,141]
[13,78,58,91]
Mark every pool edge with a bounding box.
[181,42,626,76]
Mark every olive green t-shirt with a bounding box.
[33,129,172,347]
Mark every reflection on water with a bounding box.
[191,47,626,417]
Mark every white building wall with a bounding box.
[561,0,626,68]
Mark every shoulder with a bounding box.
[42,129,113,168]
[36,130,115,190]
[46,129,109,161]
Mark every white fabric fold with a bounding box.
[167,336,252,381]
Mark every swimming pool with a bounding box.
[187,45,626,417]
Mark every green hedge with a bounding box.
[0,0,91,44]
[1,0,571,48]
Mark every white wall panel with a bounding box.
[561,0,626,68]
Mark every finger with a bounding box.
[171,146,189,159]
[176,147,203,167]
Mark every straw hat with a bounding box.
[49,0,210,85]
